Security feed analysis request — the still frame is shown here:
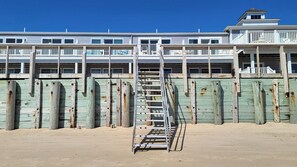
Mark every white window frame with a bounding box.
[41,38,62,44]
[161,38,171,44]
[189,68,200,74]
[62,68,75,73]
[199,37,222,44]
[5,37,25,44]
[90,68,102,74]
[91,38,102,44]
[188,38,199,44]
[64,38,75,44]
[138,37,161,55]
[103,38,124,45]
[291,63,297,73]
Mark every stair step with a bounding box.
[139,85,161,88]
[139,75,160,78]
[139,80,160,83]
[134,143,167,148]
[139,71,160,74]
[137,119,164,122]
[138,94,162,97]
[138,126,165,130]
[137,112,164,115]
[135,135,167,138]
[137,99,163,102]
[138,89,161,92]
[147,106,163,109]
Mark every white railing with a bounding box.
[132,50,139,152]
[163,49,233,56]
[249,31,274,43]
[159,49,171,152]
[239,66,276,74]
[279,31,297,43]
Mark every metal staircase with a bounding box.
[132,49,171,153]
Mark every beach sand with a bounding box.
[0,123,297,167]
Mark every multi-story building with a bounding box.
[1,8,296,77]
[1,9,297,135]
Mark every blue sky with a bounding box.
[1,0,296,33]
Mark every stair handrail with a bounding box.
[159,48,171,152]
[132,46,139,152]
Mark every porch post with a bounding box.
[256,46,260,77]
[20,62,25,74]
[250,50,255,73]
[287,52,292,74]
[75,62,78,74]
[280,46,289,94]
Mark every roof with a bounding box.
[0,32,229,36]
[238,8,267,21]
[224,25,297,31]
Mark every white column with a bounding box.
[287,52,292,74]
[129,63,132,74]
[20,62,25,73]
[245,30,249,44]
[75,62,78,74]
[274,30,279,44]
[250,50,255,73]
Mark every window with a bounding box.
[242,62,264,69]
[162,39,171,44]
[189,39,198,44]
[16,39,23,43]
[40,69,58,74]
[52,39,62,44]
[189,68,199,74]
[5,38,23,44]
[292,64,297,73]
[91,68,101,74]
[3,68,21,74]
[62,68,74,73]
[6,38,15,43]
[92,39,101,44]
[104,39,113,44]
[0,39,3,43]
[42,38,62,44]
[63,49,74,55]
[64,39,74,44]
[114,39,123,44]
[251,15,261,19]
[103,68,123,74]
[42,39,51,44]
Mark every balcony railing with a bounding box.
[163,49,233,56]
[232,31,297,44]
[239,66,276,74]
[249,32,274,43]
[279,31,297,43]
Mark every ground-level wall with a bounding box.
[0,77,296,129]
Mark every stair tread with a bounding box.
[134,143,168,148]
[137,119,165,122]
[138,126,166,130]
[137,112,164,115]
[135,135,167,138]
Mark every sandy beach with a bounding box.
[0,123,297,167]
